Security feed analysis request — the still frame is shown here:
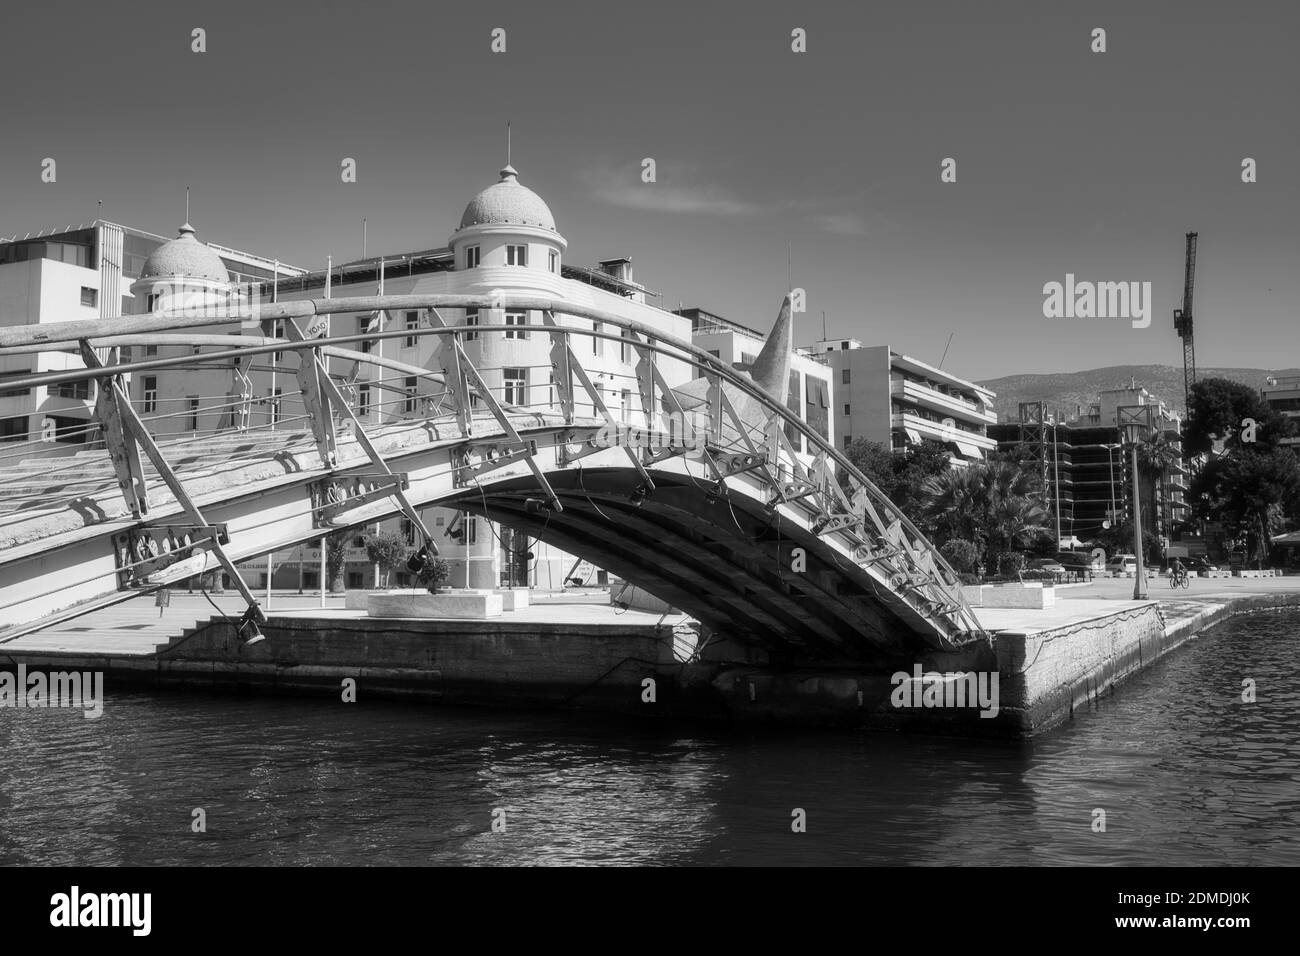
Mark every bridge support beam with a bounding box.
[80,341,149,519]
[78,345,266,629]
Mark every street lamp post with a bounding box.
[1124,425,1147,599]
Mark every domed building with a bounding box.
[130,223,232,313]
[449,165,566,275]
[255,159,695,593]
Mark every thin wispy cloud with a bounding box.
[808,212,869,236]
[594,184,760,215]
[581,160,760,216]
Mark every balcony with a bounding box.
[891,378,996,425]
[892,411,997,457]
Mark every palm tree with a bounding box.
[921,460,1049,575]
[1136,430,1179,543]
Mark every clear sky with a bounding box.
[1,0,1295,380]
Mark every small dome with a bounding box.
[140,223,229,283]
[456,166,558,233]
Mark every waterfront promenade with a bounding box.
[4,575,1296,658]
[4,576,1297,737]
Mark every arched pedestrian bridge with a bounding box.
[0,295,986,667]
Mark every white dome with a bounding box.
[456,166,558,233]
[140,224,229,283]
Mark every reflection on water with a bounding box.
[2,611,1298,866]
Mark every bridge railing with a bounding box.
[0,294,985,642]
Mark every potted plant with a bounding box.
[411,548,450,594]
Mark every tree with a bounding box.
[1184,378,1294,457]
[363,530,412,588]
[415,553,451,593]
[324,531,349,593]
[920,459,1049,574]
[842,438,952,534]
[1191,447,1300,569]
[939,538,981,576]
[1135,429,1180,540]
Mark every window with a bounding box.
[620,330,633,364]
[466,517,478,546]
[844,435,852,448]
[404,311,420,348]
[142,376,158,414]
[360,337,374,354]
[621,389,632,423]
[273,320,285,363]
[504,310,528,340]
[347,572,364,589]
[506,244,527,267]
[53,380,91,400]
[80,287,97,308]
[591,321,602,356]
[465,245,480,269]
[549,250,558,273]
[145,344,158,357]
[548,372,556,407]
[841,368,850,385]
[358,383,371,418]
[358,317,374,353]
[404,376,417,413]
[187,396,199,431]
[843,403,851,416]
[400,518,414,544]
[503,368,526,406]
[465,308,480,342]
[707,349,720,359]
[270,388,282,425]
[146,292,161,312]
[0,415,27,443]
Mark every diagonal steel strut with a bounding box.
[78,343,265,622]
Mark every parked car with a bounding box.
[1024,557,1067,581]
[1106,554,1138,574]
[1057,551,1103,573]
[1187,556,1218,574]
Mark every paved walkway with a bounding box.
[974,573,1300,635]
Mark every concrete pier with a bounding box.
[3,579,1299,737]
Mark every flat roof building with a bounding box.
[804,339,997,466]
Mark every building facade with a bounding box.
[240,164,696,591]
[1263,375,1300,448]
[804,338,996,465]
[989,385,1190,549]
[0,220,300,457]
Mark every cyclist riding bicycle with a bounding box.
[1170,557,1187,586]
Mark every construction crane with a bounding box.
[1173,231,1198,411]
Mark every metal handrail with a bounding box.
[0,294,984,638]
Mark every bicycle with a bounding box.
[1168,569,1190,589]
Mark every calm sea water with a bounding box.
[2,611,1298,866]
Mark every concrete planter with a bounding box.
[983,584,1056,609]
[367,589,503,619]
[497,588,530,611]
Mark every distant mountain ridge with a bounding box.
[977,364,1300,423]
